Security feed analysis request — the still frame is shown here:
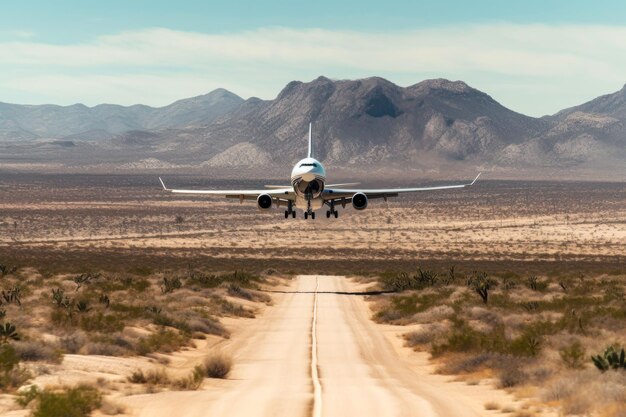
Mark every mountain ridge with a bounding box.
[0,88,243,140]
[1,76,625,179]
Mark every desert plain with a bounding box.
[0,173,624,417]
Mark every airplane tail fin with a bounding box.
[307,123,313,158]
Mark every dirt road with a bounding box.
[126,276,504,417]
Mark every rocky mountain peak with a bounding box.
[409,78,472,94]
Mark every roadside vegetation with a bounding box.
[372,266,626,416]
[0,260,277,414]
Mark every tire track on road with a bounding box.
[311,276,322,417]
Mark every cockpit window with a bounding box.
[300,163,318,167]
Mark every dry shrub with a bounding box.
[173,365,204,390]
[440,353,495,374]
[405,323,446,347]
[144,368,170,385]
[127,369,147,384]
[558,339,586,369]
[204,353,232,379]
[187,317,228,337]
[25,384,102,417]
[136,329,189,355]
[484,401,500,410]
[412,305,455,323]
[13,341,62,363]
[469,307,503,327]
[543,370,626,416]
[59,332,88,354]
[126,368,171,385]
[81,342,126,356]
[226,283,254,300]
[540,376,577,402]
[0,344,31,390]
[497,362,528,388]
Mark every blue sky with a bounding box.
[1,1,626,115]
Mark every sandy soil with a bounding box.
[120,275,526,417]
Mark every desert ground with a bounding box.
[1,173,625,269]
[0,173,625,417]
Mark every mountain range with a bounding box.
[1,76,625,180]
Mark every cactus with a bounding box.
[51,288,71,308]
[0,323,19,344]
[75,301,91,313]
[523,301,539,312]
[591,345,626,372]
[0,264,17,276]
[501,276,517,291]
[98,294,110,308]
[467,272,495,304]
[526,337,540,356]
[0,287,21,306]
[73,272,100,291]
[160,277,182,294]
[145,306,162,315]
[416,268,439,287]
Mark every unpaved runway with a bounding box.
[127,276,494,417]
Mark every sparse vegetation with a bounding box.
[372,264,626,416]
[160,277,182,294]
[0,343,30,390]
[136,329,190,355]
[18,384,101,417]
[0,175,624,416]
[174,365,205,390]
[559,340,586,369]
[204,353,232,379]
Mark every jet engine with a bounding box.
[352,192,368,210]
[257,194,273,210]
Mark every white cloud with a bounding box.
[1,24,625,115]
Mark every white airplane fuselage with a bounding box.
[290,157,326,210]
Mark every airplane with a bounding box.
[159,124,481,219]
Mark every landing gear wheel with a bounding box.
[304,212,308,219]
[334,211,338,218]
[285,210,289,219]
[311,212,316,220]
[292,211,296,218]
[326,210,331,218]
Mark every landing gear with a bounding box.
[326,203,339,219]
[285,201,295,219]
[303,193,316,220]
[327,210,339,218]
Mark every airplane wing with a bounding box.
[322,173,481,201]
[159,178,294,201]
